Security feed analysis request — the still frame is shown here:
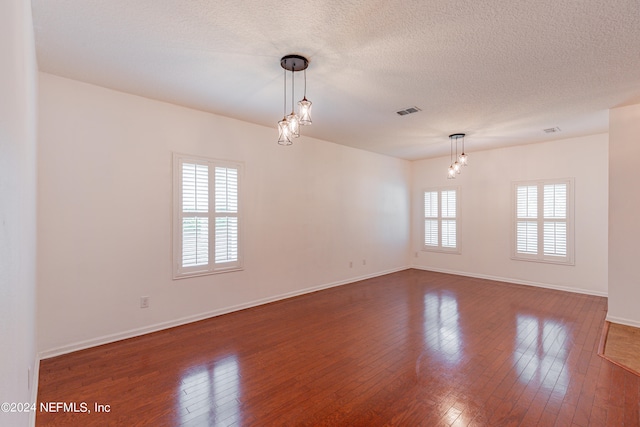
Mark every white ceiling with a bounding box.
[32,0,640,160]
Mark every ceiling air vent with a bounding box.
[396,106,422,116]
[543,127,561,133]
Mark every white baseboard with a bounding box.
[29,357,39,427]
[411,265,608,297]
[605,315,640,329]
[40,266,410,359]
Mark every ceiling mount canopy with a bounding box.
[280,55,309,72]
[277,54,313,146]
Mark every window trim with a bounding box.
[511,178,575,265]
[421,186,460,254]
[172,153,244,279]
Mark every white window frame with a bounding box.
[172,153,243,279]
[511,178,574,265]
[422,187,460,254]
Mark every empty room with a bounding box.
[2,0,640,426]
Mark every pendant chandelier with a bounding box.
[277,54,313,145]
[447,133,468,179]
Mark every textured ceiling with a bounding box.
[32,0,640,160]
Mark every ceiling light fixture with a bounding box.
[447,133,468,179]
[277,54,312,145]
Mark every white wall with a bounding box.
[411,134,608,295]
[37,73,411,356]
[608,103,640,327]
[0,0,38,425]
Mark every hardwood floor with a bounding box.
[602,322,640,376]
[37,270,640,426]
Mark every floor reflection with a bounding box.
[423,291,462,365]
[514,315,569,396]
[179,355,241,425]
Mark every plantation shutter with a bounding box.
[543,184,567,257]
[512,179,573,264]
[182,162,209,267]
[214,166,239,265]
[441,190,457,248]
[424,191,438,247]
[516,185,538,254]
[174,154,243,279]
[423,188,458,252]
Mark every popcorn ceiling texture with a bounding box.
[32,0,640,159]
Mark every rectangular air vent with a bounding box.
[543,127,561,133]
[396,106,422,116]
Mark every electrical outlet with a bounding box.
[362,259,366,265]
[140,296,150,309]
[349,261,353,268]
[415,251,418,258]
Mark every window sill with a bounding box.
[173,266,244,280]
[510,256,574,266]
[422,248,461,255]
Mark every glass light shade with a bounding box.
[454,161,461,174]
[447,165,456,179]
[277,118,293,145]
[298,98,312,125]
[286,112,300,138]
[459,152,468,166]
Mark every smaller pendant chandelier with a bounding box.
[298,68,312,126]
[277,54,312,145]
[277,68,293,145]
[447,133,468,179]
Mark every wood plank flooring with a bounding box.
[37,270,640,426]
[603,322,640,376]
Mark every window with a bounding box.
[423,188,459,253]
[512,179,574,265]
[173,153,242,278]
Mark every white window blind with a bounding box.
[173,154,243,279]
[516,185,538,254]
[424,191,438,247]
[182,163,209,267]
[513,179,573,264]
[214,167,238,265]
[423,188,459,253]
[441,190,457,249]
[543,183,567,257]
